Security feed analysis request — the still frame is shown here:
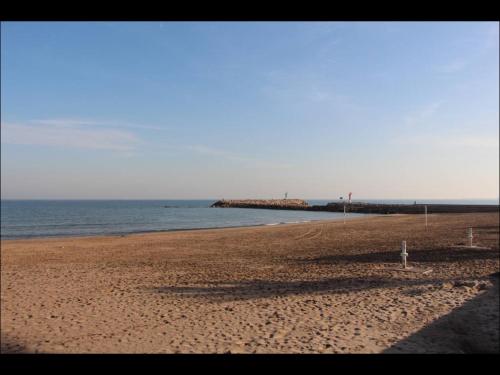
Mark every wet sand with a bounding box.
[1,213,498,353]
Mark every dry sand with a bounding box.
[1,213,498,353]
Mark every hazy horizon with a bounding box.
[2,22,499,200]
[1,197,498,202]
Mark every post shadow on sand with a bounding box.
[383,273,499,353]
[149,274,491,303]
[150,244,498,303]
[301,246,499,265]
[470,225,500,233]
[0,333,29,354]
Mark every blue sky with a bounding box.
[1,22,499,199]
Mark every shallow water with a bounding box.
[0,200,357,239]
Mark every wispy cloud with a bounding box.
[404,101,444,126]
[483,22,499,51]
[437,59,468,74]
[31,118,166,131]
[437,24,498,75]
[186,145,293,169]
[1,121,141,151]
[438,135,499,148]
[261,69,363,113]
[186,145,241,159]
[394,134,499,149]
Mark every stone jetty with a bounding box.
[210,199,499,214]
[313,202,500,214]
[210,199,309,210]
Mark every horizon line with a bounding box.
[1,197,499,201]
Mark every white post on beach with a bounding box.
[425,205,428,228]
[401,241,408,269]
[467,227,473,247]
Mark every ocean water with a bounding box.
[0,200,361,240]
[1,199,497,240]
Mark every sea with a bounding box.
[1,199,498,240]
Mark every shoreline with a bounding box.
[0,214,372,242]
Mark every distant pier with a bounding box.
[210,199,499,214]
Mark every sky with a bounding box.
[1,21,499,200]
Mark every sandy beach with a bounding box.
[1,213,498,353]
